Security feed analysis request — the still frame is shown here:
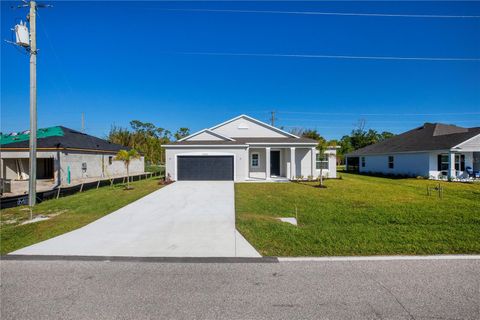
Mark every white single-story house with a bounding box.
[1,126,145,195]
[345,123,480,180]
[165,115,337,181]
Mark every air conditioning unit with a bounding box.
[15,21,30,47]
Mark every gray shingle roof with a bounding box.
[347,123,480,156]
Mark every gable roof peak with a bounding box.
[178,128,235,142]
[209,114,299,138]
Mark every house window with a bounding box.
[316,154,328,170]
[251,153,259,167]
[388,156,394,169]
[455,154,465,171]
[108,156,113,165]
[437,154,465,172]
[361,157,365,167]
[438,154,449,171]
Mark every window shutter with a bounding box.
[461,155,465,171]
[437,155,442,171]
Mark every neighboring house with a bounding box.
[1,126,145,195]
[165,115,337,181]
[345,123,480,179]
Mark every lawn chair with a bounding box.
[466,166,473,177]
[466,166,480,180]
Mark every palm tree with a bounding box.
[115,149,140,189]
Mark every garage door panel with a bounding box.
[177,156,233,181]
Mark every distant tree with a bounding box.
[379,131,395,141]
[338,120,396,163]
[301,129,322,141]
[115,149,140,189]
[108,121,174,165]
[288,127,305,137]
[174,128,190,141]
[108,125,133,147]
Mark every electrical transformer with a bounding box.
[15,22,30,47]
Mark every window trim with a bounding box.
[388,156,394,169]
[251,153,259,167]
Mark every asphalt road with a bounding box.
[1,258,479,320]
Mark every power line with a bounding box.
[277,111,480,116]
[176,51,480,62]
[280,118,480,124]
[164,8,480,19]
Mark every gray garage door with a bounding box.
[177,156,234,181]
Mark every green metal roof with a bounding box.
[0,126,64,146]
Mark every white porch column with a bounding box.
[290,147,296,179]
[245,147,250,180]
[265,147,271,180]
[311,147,316,178]
[448,151,455,179]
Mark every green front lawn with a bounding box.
[0,178,163,255]
[235,174,480,256]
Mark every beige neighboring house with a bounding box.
[1,126,145,196]
[165,114,337,181]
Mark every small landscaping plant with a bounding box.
[115,149,140,190]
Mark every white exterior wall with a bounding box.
[211,118,288,138]
[314,148,337,178]
[360,153,430,177]
[357,151,477,178]
[295,148,310,178]
[165,147,249,182]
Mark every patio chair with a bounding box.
[466,167,475,178]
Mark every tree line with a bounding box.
[289,120,395,162]
[107,120,190,164]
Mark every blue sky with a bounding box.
[2,1,480,140]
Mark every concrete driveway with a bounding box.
[11,182,260,257]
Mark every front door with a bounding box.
[270,150,280,176]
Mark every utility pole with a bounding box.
[81,112,85,132]
[270,111,276,127]
[28,0,37,207]
[6,1,50,207]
